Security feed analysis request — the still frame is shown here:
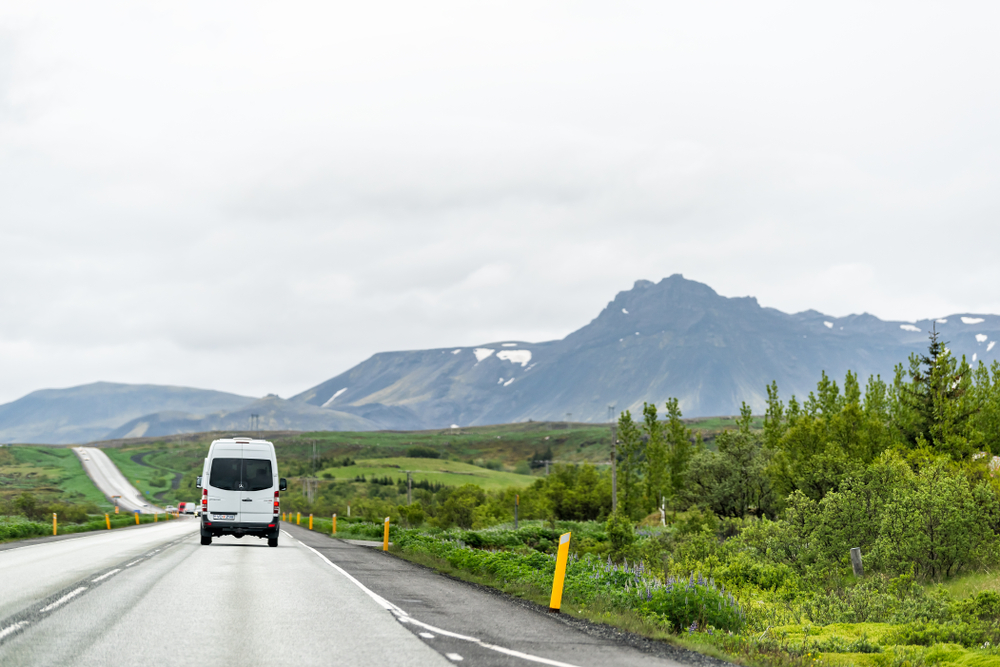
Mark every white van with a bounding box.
[197,437,287,547]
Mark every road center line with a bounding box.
[287,532,584,667]
[40,587,87,613]
[92,568,121,582]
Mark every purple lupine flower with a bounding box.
[688,621,698,633]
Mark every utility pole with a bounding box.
[532,459,553,475]
[406,471,412,505]
[302,477,319,504]
[609,404,617,513]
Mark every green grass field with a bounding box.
[0,446,111,508]
[317,457,537,489]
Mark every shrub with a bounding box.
[406,447,440,459]
[605,511,634,556]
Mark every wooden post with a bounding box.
[514,494,519,530]
[850,547,864,577]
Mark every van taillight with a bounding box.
[202,488,208,511]
[273,490,279,516]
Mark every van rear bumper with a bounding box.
[202,517,278,538]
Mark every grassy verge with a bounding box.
[291,518,1000,667]
[0,512,181,544]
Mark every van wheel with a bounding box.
[268,536,278,548]
[201,534,212,546]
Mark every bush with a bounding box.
[605,511,634,556]
[639,576,745,633]
[406,447,440,459]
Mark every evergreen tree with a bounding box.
[664,398,693,505]
[643,402,668,513]
[616,409,645,519]
[898,327,980,459]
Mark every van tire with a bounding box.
[268,536,278,547]
[201,534,212,545]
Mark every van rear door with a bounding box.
[240,444,275,524]
[207,444,244,521]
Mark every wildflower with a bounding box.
[688,621,698,633]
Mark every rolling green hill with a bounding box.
[318,457,536,489]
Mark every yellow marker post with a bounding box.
[154,513,158,522]
[115,506,119,515]
[548,532,572,612]
[296,512,301,525]
[332,513,337,535]
[105,514,111,530]
[53,513,57,536]
[309,514,313,530]
[135,512,140,525]
[382,516,390,551]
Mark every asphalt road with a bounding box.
[73,446,163,514]
[0,520,712,667]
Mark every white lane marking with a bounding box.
[125,560,141,567]
[284,531,407,615]
[398,616,583,667]
[446,654,463,661]
[288,531,584,667]
[92,568,121,582]
[40,587,87,613]
[419,632,435,639]
[0,621,28,640]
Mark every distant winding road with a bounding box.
[72,446,163,514]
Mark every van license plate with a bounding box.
[212,514,235,520]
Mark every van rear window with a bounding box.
[209,458,273,491]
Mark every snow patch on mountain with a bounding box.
[497,350,532,366]
[474,348,495,362]
[900,324,921,332]
[321,387,348,407]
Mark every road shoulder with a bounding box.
[284,524,732,667]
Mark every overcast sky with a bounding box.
[1,2,999,404]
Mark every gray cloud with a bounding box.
[0,2,999,404]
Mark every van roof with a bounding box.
[209,437,275,448]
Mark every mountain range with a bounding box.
[3,275,998,444]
